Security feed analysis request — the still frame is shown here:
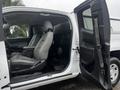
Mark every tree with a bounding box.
[2,0,11,7]
[2,0,23,7]
[2,0,26,38]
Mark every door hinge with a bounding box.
[72,47,80,53]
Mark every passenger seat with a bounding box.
[11,27,42,57]
[10,21,54,75]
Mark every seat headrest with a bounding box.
[3,24,10,31]
[42,21,53,32]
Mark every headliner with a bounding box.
[3,11,69,25]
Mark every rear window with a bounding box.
[82,8,93,31]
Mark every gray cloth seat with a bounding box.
[10,21,54,74]
[28,26,43,47]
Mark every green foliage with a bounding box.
[2,0,23,7]
[2,0,11,7]
[3,0,26,39]
[7,25,28,39]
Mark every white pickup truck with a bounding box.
[0,0,119,90]
[107,0,120,87]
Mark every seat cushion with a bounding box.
[10,54,37,71]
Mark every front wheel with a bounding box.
[110,57,120,87]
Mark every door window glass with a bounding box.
[82,8,94,31]
[5,24,29,39]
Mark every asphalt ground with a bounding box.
[32,77,120,90]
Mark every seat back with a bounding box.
[28,26,43,47]
[28,34,41,47]
[34,21,53,61]
[54,22,71,57]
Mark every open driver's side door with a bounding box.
[75,0,112,90]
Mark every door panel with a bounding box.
[7,38,30,48]
[80,29,95,64]
[82,29,94,44]
[75,0,111,90]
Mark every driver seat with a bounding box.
[10,21,54,75]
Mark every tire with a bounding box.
[110,57,120,87]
